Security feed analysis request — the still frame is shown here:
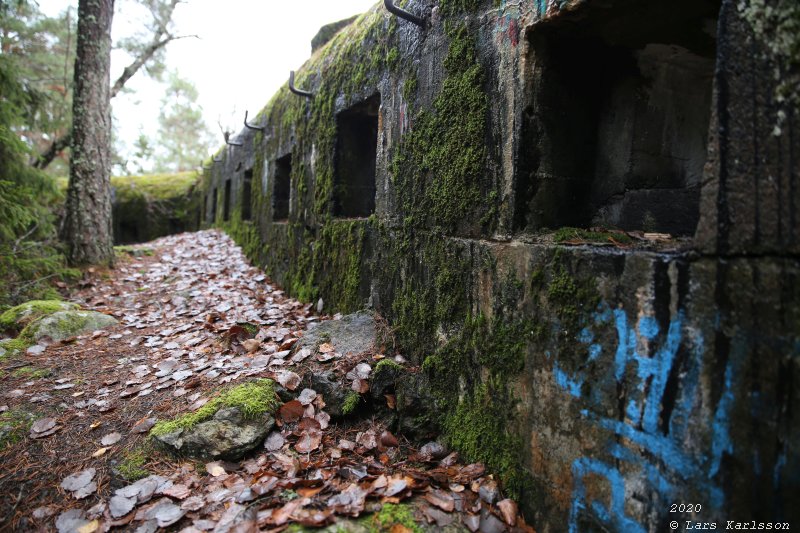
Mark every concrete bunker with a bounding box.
[242,169,253,221]
[516,0,719,236]
[333,94,380,218]
[273,153,292,221]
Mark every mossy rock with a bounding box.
[22,310,118,343]
[0,300,79,334]
[154,407,275,461]
[0,338,34,359]
[151,379,280,460]
[369,359,404,402]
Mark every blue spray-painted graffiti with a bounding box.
[553,304,740,532]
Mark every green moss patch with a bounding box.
[546,262,600,337]
[341,390,362,416]
[364,503,423,533]
[552,227,633,245]
[150,379,280,437]
[0,299,78,334]
[12,366,51,379]
[442,382,529,498]
[0,409,36,449]
[117,447,151,481]
[0,337,32,358]
[391,25,493,236]
[374,358,402,375]
[114,245,155,257]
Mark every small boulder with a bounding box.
[369,359,404,402]
[295,311,377,357]
[153,407,274,461]
[25,310,117,343]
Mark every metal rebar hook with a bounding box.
[289,71,313,98]
[243,110,266,132]
[384,0,425,28]
[224,131,243,147]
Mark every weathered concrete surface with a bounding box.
[197,0,799,530]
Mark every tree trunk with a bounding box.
[62,0,115,266]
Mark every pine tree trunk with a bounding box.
[62,0,115,266]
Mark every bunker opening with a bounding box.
[242,169,253,221]
[516,0,720,237]
[117,220,140,245]
[211,188,217,223]
[333,94,380,218]
[223,179,231,222]
[273,154,292,221]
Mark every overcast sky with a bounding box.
[36,0,378,163]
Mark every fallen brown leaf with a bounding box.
[278,400,304,423]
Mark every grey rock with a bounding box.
[295,311,378,357]
[154,407,274,461]
[302,371,349,417]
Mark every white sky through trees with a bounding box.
[35,0,378,163]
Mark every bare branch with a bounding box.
[35,0,191,170]
[33,132,71,169]
[110,33,196,98]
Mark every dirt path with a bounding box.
[0,230,532,532]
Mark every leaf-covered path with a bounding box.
[0,230,533,532]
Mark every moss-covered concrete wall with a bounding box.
[200,0,800,530]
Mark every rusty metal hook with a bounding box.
[244,110,266,132]
[224,131,243,147]
[289,71,313,98]
[384,0,425,28]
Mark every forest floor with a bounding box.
[0,230,533,533]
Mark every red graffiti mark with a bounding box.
[508,18,519,47]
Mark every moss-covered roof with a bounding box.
[56,172,200,202]
[111,171,200,202]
